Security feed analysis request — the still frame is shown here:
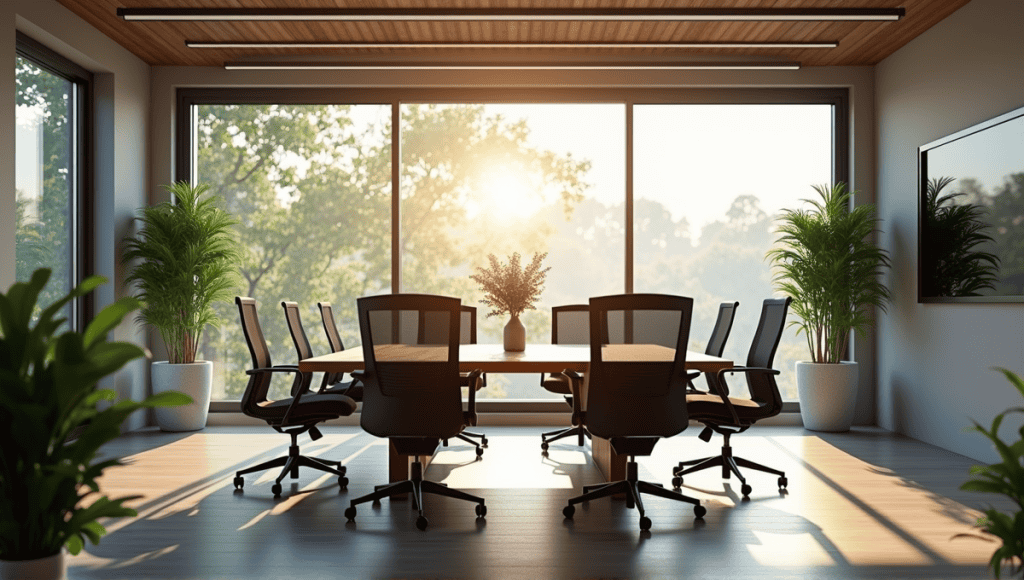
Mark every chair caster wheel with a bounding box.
[233,476,244,489]
[338,476,349,489]
[416,516,429,530]
[372,498,381,507]
[741,484,752,497]
[475,504,487,517]
[563,504,575,519]
[338,465,347,476]
[271,483,282,497]
[671,476,682,489]
[778,476,788,489]
[639,516,652,531]
[541,442,549,451]
[344,506,356,522]
[476,446,484,458]
[481,438,489,448]
[694,504,707,519]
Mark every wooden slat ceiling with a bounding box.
[56,0,972,68]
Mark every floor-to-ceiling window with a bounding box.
[633,104,834,401]
[191,101,392,400]
[15,33,91,328]
[179,89,845,407]
[399,103,625,399]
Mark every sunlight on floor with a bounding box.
[431,436,585,489]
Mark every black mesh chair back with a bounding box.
[357,294,465,439]
[317,301,346,387]
[706,302,739,357]
[419,305,476,345]
[699,301,739,393]
[743,298,791,413]
[552,305,589,344]
[585,293,693,439]
[236,297,277,417]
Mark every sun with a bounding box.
[478,165,543,219]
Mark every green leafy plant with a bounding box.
[470,252,550,318]
[0,268,191,560]
[123,181,241,364]
[767,183,892,363]
[921,176,1001,297]
[957,368,1024,579]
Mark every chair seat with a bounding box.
[541,374,574,395]
[323,380,364,401]
[256,392,358,423]
[685,392,767,423]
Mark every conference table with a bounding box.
[299,343,732,485]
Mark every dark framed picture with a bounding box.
[918,104,1024,303]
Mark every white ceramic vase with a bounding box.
[503,315,526,352]
[152,360,213,432]
[0,550,65,580]
[796,361,858,432]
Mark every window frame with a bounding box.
[178,87,848,415]
[15,32,94,329]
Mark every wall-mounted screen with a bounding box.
[919,104,1024,303]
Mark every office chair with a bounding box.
[672,297,792,498]
[540,304,591,450]
[343,294,487,530]
[315,301,363,401]
[233,297,356,497]
[688,302,739,393]
[421,305,488,457]
[562,294,706,531]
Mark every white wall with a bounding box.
[876,0,1024,462]
[151,65,880,423]
[0,1,152,431]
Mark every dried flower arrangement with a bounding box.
[470,252,551,318]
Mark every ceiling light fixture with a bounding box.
[223,61,802,71]
[120,7,904,22]
[189,41,839,49]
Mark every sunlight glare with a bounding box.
[478,165,541,219]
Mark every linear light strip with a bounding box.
[119,7,904,22]
[223,62,802,71]
[189,41,839,49]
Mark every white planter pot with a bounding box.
[796,361,859,432]
[152,361,212,432]
[0,550,65,580]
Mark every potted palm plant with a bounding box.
[0,268,190,579]
[123,181,240,431]
[767,183,892,432]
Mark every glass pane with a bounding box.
[15,56,74,324]
[400,103,626,400]
[634,104,833,401]
[195,104,392,401]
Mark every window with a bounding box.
[15,33,91,328]
[399,103,625,399]
[633,104,834,401]
[178,89,846,406]
[190,101,391,400]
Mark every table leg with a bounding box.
[591,436,627,482]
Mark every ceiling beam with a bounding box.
[222,61,803,70]
[119,7,905,22]
[188,40,839,49]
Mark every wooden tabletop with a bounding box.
[299,343,732,374]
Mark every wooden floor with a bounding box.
[69,426,1008,580]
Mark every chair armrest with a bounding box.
[465,369,483,426]
[244,365,312,425]
[245,365,304,375]
[562,369,585,426]
[711,366,781,425]
[349,370,365,386]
